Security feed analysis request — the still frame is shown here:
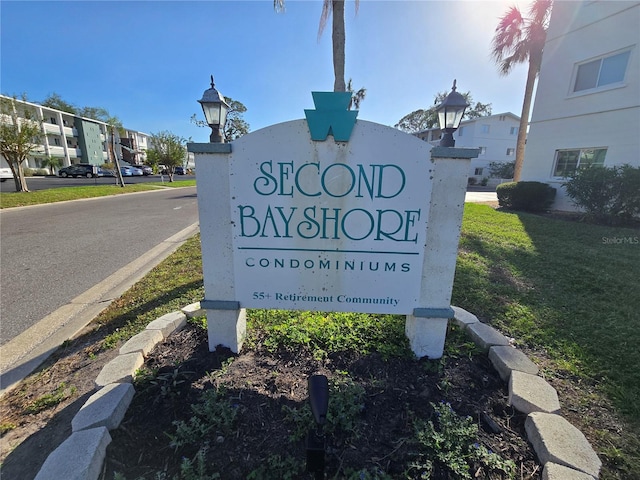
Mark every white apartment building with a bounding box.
[0,95,150,172]
[414,113,521,184]
[520,1,640,211]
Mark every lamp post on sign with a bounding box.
[198,75,230,143]
[436,80,470,147]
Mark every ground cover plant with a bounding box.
[104,314,529,479]
[1,204,638,479]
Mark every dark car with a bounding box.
[58,164,99,178]
[175,166,186,175]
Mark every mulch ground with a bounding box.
[101,323,540,479]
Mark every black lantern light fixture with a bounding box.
[198,75,230,143]
[435,80,470,147]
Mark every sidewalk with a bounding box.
[465,191,498,203]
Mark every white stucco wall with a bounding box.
[521,1,640,210]
[416,113,520,180]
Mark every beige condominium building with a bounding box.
[0,94,150,173]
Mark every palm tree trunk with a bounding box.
[332,0,346,92]
[513,51,542,182]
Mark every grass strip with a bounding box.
[0,180,196,208]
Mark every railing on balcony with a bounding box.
[43,123,60,134]
[63,126,77,137]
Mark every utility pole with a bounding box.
[111,125,125,187]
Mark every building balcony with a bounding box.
[43,123,60,134]
[45,146,83,158]
[43,124,78,137]
[63,126,77,137]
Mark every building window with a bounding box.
[458,126,464,137]
[54,138,61,146]
[510,127,519,135]
[573,50,631,92]
[478,146,487,155]
[481,125,490,134]
[499,115,506,121]
[50,117,57,124]
[553,148,607,177]
[506,148,515,156]
[474,168,484,176]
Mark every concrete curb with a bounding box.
[34,303,601,479]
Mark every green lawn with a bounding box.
[453,204,639,424]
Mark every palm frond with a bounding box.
[318,0,333,40]
[273,0,285,13]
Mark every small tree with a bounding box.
[395,91,492,133]
[147,131,186,182]
[41,93,77,114]
[191,96,250,142]
[41,156,62,175]
[0,96,44,192]
[347,78,366,110]
[488,161,515,179]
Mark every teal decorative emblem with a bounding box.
[304,92,358,142]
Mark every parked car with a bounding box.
[129,166,144,176]
[175,166,186,175]
[139,165,153,176]
[120,166,133,177]
[98,168,115,177]
[0,167,12,182]
[58,164,99,178]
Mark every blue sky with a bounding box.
[1,0,530,142]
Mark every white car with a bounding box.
[0,167,12,182]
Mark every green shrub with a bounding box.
[564,165,640,223]
[496,181,556,212]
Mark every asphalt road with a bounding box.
[0,186,199,345]
[0,174,194,192]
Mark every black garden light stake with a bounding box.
[306,374,329,479]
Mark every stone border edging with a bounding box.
[451,306,601,479]
[33,303,203,480]
[33,304,601,479]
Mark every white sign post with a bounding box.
[189,106,477,358]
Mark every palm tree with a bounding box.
[492,0,552,181]
[347,78,366,110]
[275,0,359,93]
[41,156,62,175]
